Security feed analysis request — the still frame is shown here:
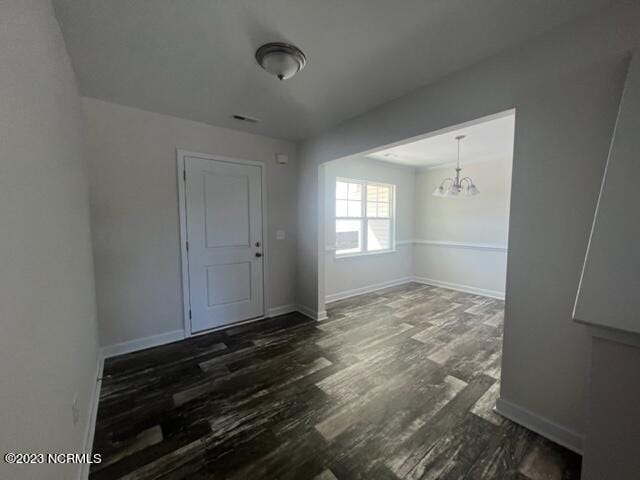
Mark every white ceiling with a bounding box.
[53,0,608,141]
[367,112,515,168]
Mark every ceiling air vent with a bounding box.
[232,114,259,123]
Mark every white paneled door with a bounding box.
[184,156,264,333]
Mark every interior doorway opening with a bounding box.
[319,109,515,310]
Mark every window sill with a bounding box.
[334,249,397,260]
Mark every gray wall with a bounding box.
[582,334,640,479]
[0,2,99,479]
[82,98,298,347]
[574,51,640,334]
[323,157,415,300]
[415,158,511,245]
[297,6,637,442]
[575,52,640,479]
[414,157,512,297]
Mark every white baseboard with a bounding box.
[266,304,298,317]
[100,277,501,361]
[78,352,104,480]
[297,304,317,320]
[101,304,321,360]
[413,276,505,300]
[323,275,503,306]
[101,329,186,359]
[495,397,583,454]
[324,276,504,304]
[325,276,415,303]
[296,304,326,321]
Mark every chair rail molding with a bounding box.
[408,239,507,252]
[325,240,506,252]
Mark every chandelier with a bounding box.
[432,135,479,197]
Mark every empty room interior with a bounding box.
[1,1,639,480]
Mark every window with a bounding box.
[335,179,394,256]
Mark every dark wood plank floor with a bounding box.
[91,283,581,479]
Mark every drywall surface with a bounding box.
[413,157,511,296]
[415,158,512,244]
[582,334,640,480]
[0,2,99,479]
[323,157,415,300]
[82,98,298,347]
[574,51,640,334]
[297,5,638,440]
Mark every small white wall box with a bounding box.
[275,153,288,165]
[276,230,286,240]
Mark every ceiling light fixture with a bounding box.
[432,135,479,198]
[255,42,306,80]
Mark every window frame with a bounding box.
[334,177,396,258]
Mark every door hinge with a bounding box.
[183,169,186,181]
[189,309,192,319]
[185,241,189,252]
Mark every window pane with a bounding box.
[367,219,391,251]
[336,181,349,200]
[367,185,378,202]
[336,199,348,217]
[377,185,390,202]
[377,202,389,217]
[348,182,362,200]
[347,200,362,217]
[336,219,362,254]
[367,201,378,217]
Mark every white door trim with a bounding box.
[176,149,268,338]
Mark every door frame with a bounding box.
[176,149,268,337]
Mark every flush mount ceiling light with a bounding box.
[255,42,306,80]
[432,135,480,198]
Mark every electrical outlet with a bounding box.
[72,395,80,425]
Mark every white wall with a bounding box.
[82,98,298,348]
[574,50,640,334]
[575,52,640,479]
[0,2,99,479]
[297,6,638,447]
[323,157,415,301]
[581,333,640,480]
[413,156,512,297]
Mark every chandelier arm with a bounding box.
[440,178,454,187]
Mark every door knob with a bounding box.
[255,252,262,258]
